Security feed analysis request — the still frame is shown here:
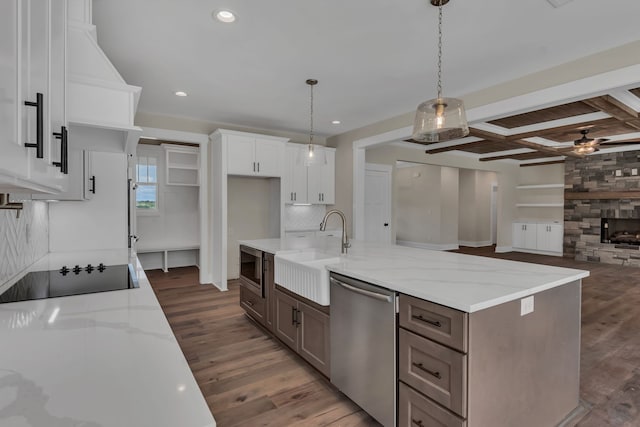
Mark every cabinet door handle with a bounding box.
[253,162,256,172]
[412,314,441,328]
[24,92,44,158]
[412,362,441,379]
[290,192,293,201]
[52,126,68,174]
[89,176,96,194]
[245,300,254,307]
[411,419,424,427]
[258,162,260,172]
[292,306,296,326]
[294,192,296,201]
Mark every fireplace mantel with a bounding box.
[565,191,640,200]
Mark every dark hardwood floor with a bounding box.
[147,248,640,426]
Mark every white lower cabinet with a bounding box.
[513,222,563,254]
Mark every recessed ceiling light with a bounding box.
[214,10,236,23]
[331,120,341,125]
[175,91,188,97]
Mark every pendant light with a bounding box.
[303,79,326,166]
[412,0,469,143]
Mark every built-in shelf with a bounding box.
[517,184,565,190]
[516,203,564,207]
[163,144,200,186]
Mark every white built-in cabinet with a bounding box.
[33,150,95,201]
[513,222,563,255]
[227,133,284,177]
[0,0,69,194]
[283,144,336,205]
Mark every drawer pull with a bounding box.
[412,314,441,328]
[412,362,441,379]
[245,300,254,307]
[411,419,424,427]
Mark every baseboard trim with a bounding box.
[513,248,563,257]
[396,240,459,251]
[458,240,493,248]
[495,246,513,253]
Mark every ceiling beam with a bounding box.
[480,152,551,162]
[469,128,506,141]
[470,126,583,158]
[424,140,488,154]
[581,95,638,121]
[506,117,613,140]
[520,160,565,167]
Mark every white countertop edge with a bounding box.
[326,265,589,313]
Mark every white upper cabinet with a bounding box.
[0,0,69,194]
[284,145,308,203]
[284,144,335,205]
[0,0,30,182]
[225,131,286,177]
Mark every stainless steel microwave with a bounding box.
[239,245,263,297]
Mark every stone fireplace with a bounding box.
[564,151,640,266]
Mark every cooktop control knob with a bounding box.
[97,263,106,272]
[85,264,94,273]
[72,265,82,274]
[59,266,70,275]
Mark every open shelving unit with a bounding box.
[163,144,200,186]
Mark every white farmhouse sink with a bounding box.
[274,249,341,306]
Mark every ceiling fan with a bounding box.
[566,129,640,155]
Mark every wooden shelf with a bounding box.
[517,184,564,190]
[516,203,564,208]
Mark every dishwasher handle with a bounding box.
[330,277,392,303]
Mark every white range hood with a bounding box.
[67,0,142,152]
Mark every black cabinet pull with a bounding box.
[89,176,96,194]
[412,314,441,328]
[52,126,68,174]
[292,306,296,326]
[384,223,389,227]
[24,92,44,158]
[412,362,441,379]
[411,419,424,427]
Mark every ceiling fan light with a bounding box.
[413,97,469,142]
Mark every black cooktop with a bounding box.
[0,264,139,304]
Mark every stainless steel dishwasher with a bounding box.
[330,272,396,427]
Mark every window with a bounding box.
[136,156,158,210]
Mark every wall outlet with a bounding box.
[520,296,534,316]
[633,169,638,176]
[616,170,623,177]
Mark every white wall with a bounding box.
[49,151,128,252]
[0,201,49,289]
[458,170,497,246]
[227,176,280,279]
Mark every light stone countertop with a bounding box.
[0,249,216,427]
[239,238,589,313]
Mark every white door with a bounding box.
[285,145,308,203]
[548,224,564,253]
[513,223,526,249]
[523,223,537,250]
[364,164,392,243]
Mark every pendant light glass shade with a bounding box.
[413,97,469,143]
[412,0,469,143]
[302,78,326,167]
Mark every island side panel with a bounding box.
[467,280,581,427]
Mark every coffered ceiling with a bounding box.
[92,0,640,140]
[412,86,640,166]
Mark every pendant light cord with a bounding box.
[437,1,443,100]
[309,82,314,145]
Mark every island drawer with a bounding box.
[399,382,466,427]
[399,328,467,417]
[399,294,468,352]
[240,284,266,325]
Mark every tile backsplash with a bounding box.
[284,204,327,231]
[0,201,49,286]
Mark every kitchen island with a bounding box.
[0,250,215,427]
[238,237,589,427]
